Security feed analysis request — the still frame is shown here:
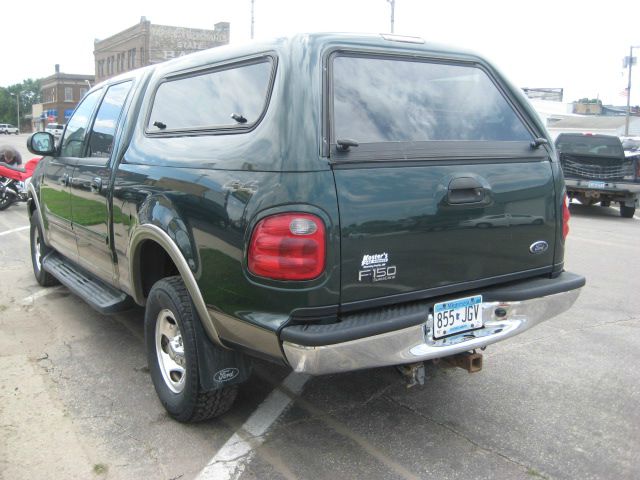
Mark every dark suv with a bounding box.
[26,34,584,422]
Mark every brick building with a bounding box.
[38,65,95,129]
[94,17,230,84]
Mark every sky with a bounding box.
[4,0,640,105]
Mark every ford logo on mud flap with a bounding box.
[214,368,239,383]
[529,241,549,254]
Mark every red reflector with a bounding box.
[562,194,570,240]
[248,213,326,280]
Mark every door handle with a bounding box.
[90,177,102,193]
[447,177,486,204]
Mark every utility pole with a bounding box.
[251,0,255,39]
[386,0,395,33]
[624,46,639,137]
[10,91,21,132]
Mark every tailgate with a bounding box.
[328,51,557,304]
[334,159,556,303]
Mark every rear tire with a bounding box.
[0,193,13,210]
[30,212,59,286]
[145,276,238,422]
[620,205,636,218]
[0,184,18,210]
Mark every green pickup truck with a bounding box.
[26,33,584,422]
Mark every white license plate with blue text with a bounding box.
[433,295,483,339]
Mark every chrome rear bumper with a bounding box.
[283,288,581,375]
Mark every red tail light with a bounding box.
[562,194,570,240]
[248,213,326,280]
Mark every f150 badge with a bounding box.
[358,252,397,282]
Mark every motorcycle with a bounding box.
[0,156,41,210]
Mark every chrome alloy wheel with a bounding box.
[32,224,43,273]
[155,309,186,393]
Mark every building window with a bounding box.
[79,87,88,99]
[65,87,73,102]
[140,47,144,66]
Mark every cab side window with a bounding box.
[60,89,102,158]
[87,81,133,159]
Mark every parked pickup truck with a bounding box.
[555,133,640,218]
[26,34,584,422]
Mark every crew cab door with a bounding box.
[40,89,102,261]
[70,81,133,284]
[328,54,557,305]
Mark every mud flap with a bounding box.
[192,311,253,391]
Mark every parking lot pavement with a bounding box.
[1,200,638,479]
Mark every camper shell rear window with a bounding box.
[329,53,532,156]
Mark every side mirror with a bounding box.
[27,132,56,156]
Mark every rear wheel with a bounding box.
[0,192,13,210]
[30,212,59,286]
[620,205,636,218]
[145,276,238,422]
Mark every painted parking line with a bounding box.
[196,372,310,480]
[21,286,65,305]
[0,225,29,237]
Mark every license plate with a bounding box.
[587,181,606,188]
[433,295,483,339]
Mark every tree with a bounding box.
[0,78,42,128]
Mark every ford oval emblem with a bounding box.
[214,367,239,383]
[529,241,549,254]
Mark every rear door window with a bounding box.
[87,81,133,160]
[332,55,531,145]
[60,89,102,158]
[147,58,274,133]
